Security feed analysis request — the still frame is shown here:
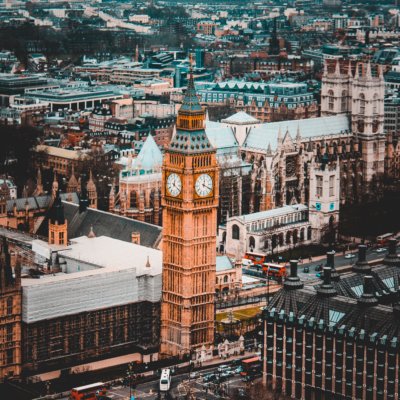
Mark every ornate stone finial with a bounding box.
[88,225,96,238]
[52,172,58,198]
[378,64,384,81]
[109,179,115,197]
[277,126,282,143]
[146,255,151,269]
[267,142,272,155]
[366,60,372,79]
[334,59,341,76]
[348,59,353,78]
[323,59,328,76]
[77,176,82,194]
[296,124,301,142]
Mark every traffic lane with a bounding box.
[298,249,389,271]
[180,373,249,399]
[295,249,391,281]
[101,365,228,400]
[59,364,226,400]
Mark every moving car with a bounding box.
[303,266,309,273]
[376,248,387,253]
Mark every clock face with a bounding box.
[166,173,182,197]
[315,202,321,211]
[195,174,213,197]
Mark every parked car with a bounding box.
[189,371,199,379]
[203,374,216,383]
[344,253,356,259]
[217,364,230,373]
[315,264,323,272]
[235,366,243,374]
[303,266,309,273]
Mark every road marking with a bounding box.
[108,391,126,398]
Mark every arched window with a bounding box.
[373,93,378,115]
[293,230,298,244]
[272,235,277,249]
[341,90,347,112]
[249,236,255,250]
[286,231,291,245]
[223,275,229,283]
[7,297,13,315]
[328,90,334,111]
[307,226,312,241]
[359,93,365,115]
[232,224,240,240]
[216,277,218,284]
[300,228,305,241]
[130,191,137,208]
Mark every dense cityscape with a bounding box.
[0,0,400,399]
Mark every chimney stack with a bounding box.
[383,239,400,267]
[357,275,378,307]
[317,267,337,297]
[131,232,141,245]
[326,251,339,281]
[352,245,371,273]
[284,260,303,290]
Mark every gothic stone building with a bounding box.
[223,60,386,215]
[263,240,400,400]
[110,134,162,226]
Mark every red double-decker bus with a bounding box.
[244,252,267,267]
[240,356,262,377]
[70,382,107,400]
[262,263,287,279]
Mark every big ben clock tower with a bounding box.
[160,63,219,358]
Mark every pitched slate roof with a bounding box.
[205,121,238,150]
[63,202,162,249]
[6,193,79,213]
[267,246,400,339]
[223,111,260,124]
[243,115,350,152]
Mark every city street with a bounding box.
[296,247,388,282]
[60,364,249,400]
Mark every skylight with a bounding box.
[329,309,345,324]
[351,284,364,297]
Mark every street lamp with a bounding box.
[262,307,267,388]
[127,362,135,400]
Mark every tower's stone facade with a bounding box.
[308,155,340,242]
[160,68,219,358]
[0,237,22,382]
[48,192,68,246]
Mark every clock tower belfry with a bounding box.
[160,64,219,358]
